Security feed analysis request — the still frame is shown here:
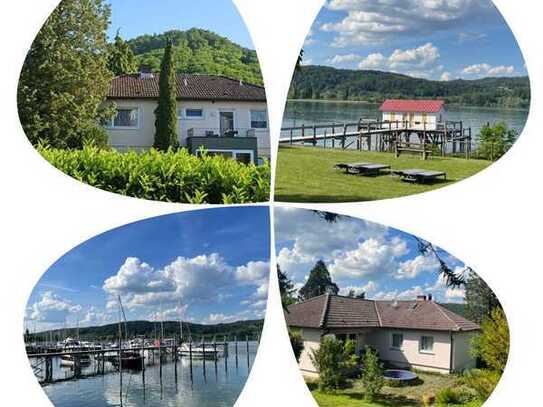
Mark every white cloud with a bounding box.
[28,291,81,323]
[394,255,440,280]
[329,237,408,279]
[103,255,269,312]
[440,71,452,81]
[327,53,363,65]
[462,63,516,77]
[340,281,378,296]
[457,32,488,43]
[322,0,497,46]
[355,43,441,78]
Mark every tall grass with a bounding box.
[39,145,270,204]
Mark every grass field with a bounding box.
[306,373,484,407]
[275,146,492,202]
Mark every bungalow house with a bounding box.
[104,72,269,164]
[286,293,479,377]
[379,99,446,131]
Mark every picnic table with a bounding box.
[335,162,391,176]
[393,169,447,184]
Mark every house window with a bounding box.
[392,333,403,350]
[250,110,268,129]
[109,108,139,128]
[420,336,434,354]
[184,108,204,119]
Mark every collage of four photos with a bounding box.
[13,0,529,406]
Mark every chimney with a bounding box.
[239,79,244,87]
[139,65,154,79]
[416,295,427,302]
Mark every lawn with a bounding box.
[275,146,492,202]
[306,373,484,407]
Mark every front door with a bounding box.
[219,111,235,136]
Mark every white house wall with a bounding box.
[381,109,445,131]
[106,99,270,158]
[366,329,452,374]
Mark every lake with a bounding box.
[282,100,529,140]
[38,342,258,407]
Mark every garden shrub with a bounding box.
[460,369,501,401]
[471,307,510,373]
[475,122,517,161]
[289,330,304,363]
[360,346,384,402]
[435,387,473,405]
[38,145,270,204]
[310,337,359,392]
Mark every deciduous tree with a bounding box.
[108,31,138,75]
[18,0,113,148]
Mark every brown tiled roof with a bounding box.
[107,74,266,102]
[286,294,479,332]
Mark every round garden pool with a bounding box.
[383,369,418,385]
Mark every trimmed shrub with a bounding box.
[310,337,359,392]
[38,145,270,204]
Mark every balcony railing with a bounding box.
[187,128,257,138]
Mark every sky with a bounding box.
[275,207,470,303]
[302,0,527,80]
[26,208,270,332]
[106,0,255,49]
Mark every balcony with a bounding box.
[186,128,258,164]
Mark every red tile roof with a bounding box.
[108,74,266,102]
[285,294,479,332]
[379,99,445,113]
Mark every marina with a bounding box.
[27,336,259,407]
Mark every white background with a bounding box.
[0,0,542,405]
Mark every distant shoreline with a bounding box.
[286,98,530,112]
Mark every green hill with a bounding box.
[127,28,262,85]
[28,319,263,342]
[290,65,530,109]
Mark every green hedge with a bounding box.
[39,145,270,204]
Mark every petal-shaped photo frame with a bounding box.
[18,0,270,204]
[275,0,530,203]
[276,207,509,406]
[24,207,270,407]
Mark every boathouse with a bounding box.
[379,99,446,131]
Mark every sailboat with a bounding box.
[108,296,144,371]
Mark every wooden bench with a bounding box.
[335,162,391,176]
[393,169,447,184]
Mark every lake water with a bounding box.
[282,101,529,140]
[38,342,258,407]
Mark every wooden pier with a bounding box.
[280,119,473,160]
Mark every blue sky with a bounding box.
[106,0,254,49]
[26,208,270,332]
[275,208,469,303]
[302,0,527,80]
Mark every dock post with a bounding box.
[342,124,347,149]
[189,339,193,382]
[224,335,228,373]
[289,128,293,145]
[301,124,305,146]
[235,335,239,369]
[246,335,250,369]
[45,356,53,383]
[313,124,317,146]
[323,130,327,148]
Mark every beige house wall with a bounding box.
[367,329,452,374]
[105,99,270,158]
[452,331,477,372]
[298,328,322,377]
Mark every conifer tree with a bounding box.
[18,0,113,148]
[154,40,179,150]
[108,31,138,75]
[298,260,339,300]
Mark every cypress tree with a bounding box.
[18,0,113,148]
[108,31,138,76]
[154,40,179,150]
[298,260,339,300]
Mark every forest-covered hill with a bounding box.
[127,28,262,85]
[289,65,530,109]
[29,319,263,342]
